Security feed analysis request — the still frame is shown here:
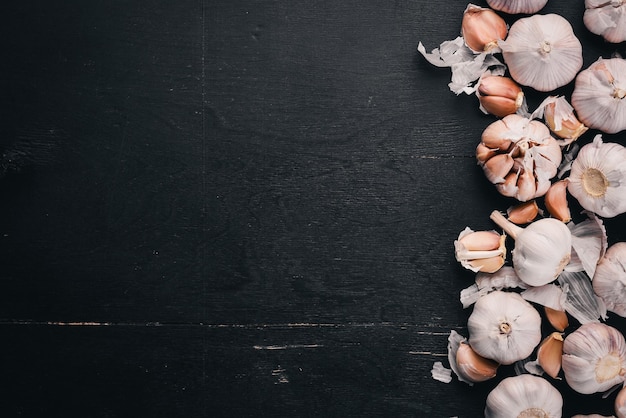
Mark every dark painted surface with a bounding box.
[1,1,626,416]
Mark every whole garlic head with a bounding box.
[584,0,626,43]
[484,374,563,418]
[567,134,626,218]
[593,242,626,317]
[562,323,626,394]
[485,0,548,14]
[468,290,542,365]
[499,14,583,92]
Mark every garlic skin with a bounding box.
[499,14,583,92]
[477,74,525,117]
[468,290,542,365]
[593,242,626,317]
[562,323,626,394]
[462,4,508,53]
[584,0,626,43]
[454,227,506,273]
[491,210,571,287]
[484,374,562,418]
[485,0,548,14]
[477,114,562,202]
[571,58,626,134]
[567,135,626,218]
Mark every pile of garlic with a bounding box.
[421,2,626,417]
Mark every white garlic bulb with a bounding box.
[571,57,626,134]
[584,0,626,43]
[593,242,626,317]
[468,290,542,365]
[484,374,563,418]
[499,14,583,92]
[562,323,626,394]
[490,211,571,287]
[616,384,626,418]
[566,135,626,218]
[486,0,548,14]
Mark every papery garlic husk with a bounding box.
[566,134,626,218]
[455,342,499,383]
[545,306,569,332]
[477,74,525,117]
[454,227,506,273]
[468,290,541,365]
[460,266,528,308]
[485,0,548,14]
[490,210,571,286]
[584,0,626,43]
[559,270,607,324]
[567,211,607,279]
[461,4,508,53]
[537,332,564,379]
[499,14,583,92]
[615,384,626,418]
[562,323,626,394]
[545,179,571,223]
[507,200,539,225]
[477,114,562,201]
[571,58,626,134]
[540,96,589,145]
[593,242,626,318]
[484,374,563,418]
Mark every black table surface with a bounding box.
[2,1,626,417]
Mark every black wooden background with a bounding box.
[2,1,626,417]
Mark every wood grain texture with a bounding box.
[1,0,626,416]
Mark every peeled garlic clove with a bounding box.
[567,134,626,218]
[562,323,626,394]
[468,290,541,365]
[545,179,571,223]
[484,374,562,418]
[485,0,548,14]
[461,4,507,53]
[499,14,583,92]
[593,242,626,318]
[455,342,499,383]
[541,96,589,143]
[572,58,626,134]
[545,306,568,332]
[537,332,564,379]
[454,227,506,273]
[584,0,626,43]
[507,200,539,224]
[477,74,525,117]
[616,384,626,418]
[490,210,571,286]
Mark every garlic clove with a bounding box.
[461,4,507,53]
[476,142,497,164]
[593,242,626,318]
[455,227,506,273]
[571,58,626,134]
[484,374,562,418]
[490,210,571,286]
[455,342,499,383]
[507,200,539,224]
[485,0,548,14]
[616,384,626,418]
[483,153,515,184]
[567,134,626,218]
[545,179,571,223]
[537,332,564,379]
[495,170,520,198]
[545,306,569,332]
[499,14,583,92]
[515,158,537,202]
[584,0,626,43]
[541,96,589,143]
[477,74,525,117]
[562,323,626,394]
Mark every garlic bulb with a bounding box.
[616,384,626,418]
[571,57,626,134]
[566,135,626,218]
[584,0,626,43]
[490,210,571,286]
[484,374,563,418]
[485,0,548,14]
[461,4,508,53]
[476,114,562,202]
[477,74,525,117]
[562,323,626,394]
[499,14,583,92]
[467,290,541,365]
[593,242,626,317]
[454,227,506,273]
